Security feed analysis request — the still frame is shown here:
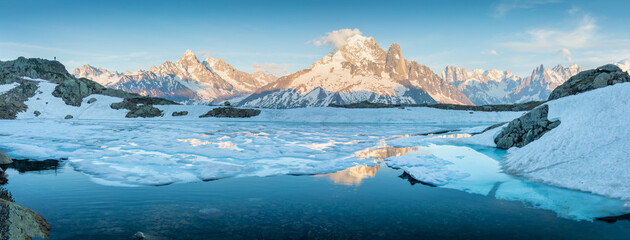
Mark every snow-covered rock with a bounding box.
[502,82,630,201]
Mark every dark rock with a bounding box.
[548,64,630,101]
[0,199,51,239]
[64,114,73,119]
[87,97,97,104]
[200,107,261,118]
[33,111,41,117]
[494,104,560,149]
[0,151,11,165]
[125,105,163,118]
[172,111,188,117]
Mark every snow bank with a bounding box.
[503,82,630,201]
[157,105,523,124]
[0,82,19,95]
[384,142,630,220]
[16,78,128,119]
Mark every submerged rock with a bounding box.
[494,104,560,149]
[172,111,188,117]
[548,64,630,101]
[135,231,146,239]
[0,151,11,165]
[0,199,51,239]
[199,107,261,118]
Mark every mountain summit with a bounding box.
[240,35,472,108]
[74,50,278,103]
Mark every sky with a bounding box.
[1,0,630,77]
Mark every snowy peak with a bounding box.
[240,34,473,107]
[74,50,280,104]
[178,49,200,65]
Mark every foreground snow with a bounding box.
[503,82,630,201]
[384,132,630,221]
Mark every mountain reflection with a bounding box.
[318,146,418,186]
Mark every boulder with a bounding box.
[199,107,261,118]
[494,104,560,149]
[87,98,97,104]
[0,199,51,239]
[0,151,11,165]
[126,105,163,118]
[64,115,73,119]
[548,64,630,101]
[172,111,188,117]
[33,111,41,117]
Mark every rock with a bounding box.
[548,64,630,101]
[135,231,146,239]
[494,104,560,149]
[0,199,51,240]
[87,97,97,104]
[33,111,41,117]
[0,151,11,165]
[199,107,261,118]
[126,105,163,118]
[64,114,73,119]
[172,111,188,117]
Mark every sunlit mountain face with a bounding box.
[74,50,278,104]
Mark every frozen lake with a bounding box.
[1,120,629,239]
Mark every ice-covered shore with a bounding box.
[502,82,630,201]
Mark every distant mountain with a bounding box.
[441,64,582,105]
[73,50,277,103]
[239,35,471,108]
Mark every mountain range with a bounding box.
[442,64,582,105]
[75,35,628,108]
[73,50,277,104]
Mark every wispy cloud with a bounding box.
[492,0,562,18]
[310,28,362,49]
[501,15,612,52]
[252,63,290,76]
[555,48,572,62]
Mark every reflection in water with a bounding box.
[321,165,380,186]
[2,159,62,173]
[318,146,418,186]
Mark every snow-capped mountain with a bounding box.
[511,64,582,103]
[73,50,278,103]
[441,64,582,105]
[239,35,471,108]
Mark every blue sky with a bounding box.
[1,0,630,76]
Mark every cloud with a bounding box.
[252,63,290,76]
[490,50,498,55]
[568,5,579,14]
[501,15,602,52]
[196,51,216,59]
[311,28,362,49]
[556,48,572,62]
[492,0,561,18]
